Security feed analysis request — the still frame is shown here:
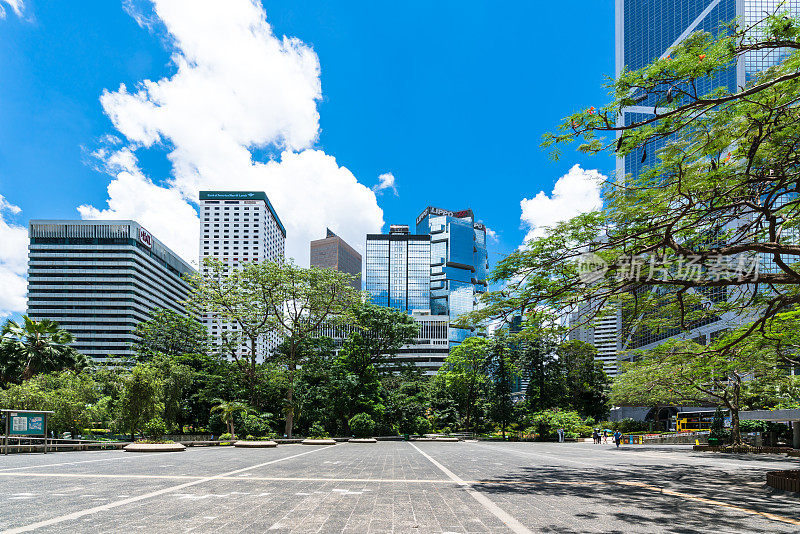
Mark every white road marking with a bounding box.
[0,452,175,472]
[1,445,335,534]
[408,442,534,534]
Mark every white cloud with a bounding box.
[520,164,604,243]
[0,0,23,18]
[0,195,29,317]
[485,227,498,242]
[82,0,384,266]
[373,172,398,196]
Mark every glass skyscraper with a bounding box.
[365,225,431,313]
[415,207,489,345]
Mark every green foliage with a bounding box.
[143,416,168,439]
[210,400,251,439]
[433,337,490,433]
[308,421,328,439]
[0,316,87,386]
[349,413,376,438]
[0,370,100,434]
[526,409,586,440]
[709,407,728,442]
[133,309,208,360]
[116,364,161,441]
[467,13,800,378]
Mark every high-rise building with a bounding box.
[612,0,800,366]
[26,220,195,362]
[199,191,286,359]
[415,207,488,345]
[310,228,362,290]
[365,225,430,313]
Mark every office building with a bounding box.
[416,207,489,345]
[314,310,450,375]
[365,225,430,313]
[612,0,800,364]
[310,228,362,290]
[27,220,195,362]
[199,191,286,359]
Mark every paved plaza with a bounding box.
[0,441,799,533]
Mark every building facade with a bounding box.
[415,207,488,345]
[365,225,431,313]
[27,220,195,362]
[199,191,286,359]
[310,228,362,290]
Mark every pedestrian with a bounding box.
[613,430,622,448]
[557,428,564,443]
[602,430,608,444]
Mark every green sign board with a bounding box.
[8,412,46,436]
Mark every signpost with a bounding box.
[2,409,54,455]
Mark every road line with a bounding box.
[0,452,176,472]
[407,441,534,534]
[0,472,462,484]
[1,445,335,534]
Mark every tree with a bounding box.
[611,331,784,446]
[0,371,100,436]
[210,400,251,439]
[557,341,610,421]
[485,333,519,440]
[256,262,362,437]
[0,316,87,385]
[466,12,800,353]
[516,333,560,413]
[348,302,419,372]
[116,364,161,441]
[185,258,276,405]
[433,337,490,433]
[133,309,208,359]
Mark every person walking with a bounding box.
[557,428,564,443]
[602,430,608,444]
[592,429,599,444]
[613,430,622,448]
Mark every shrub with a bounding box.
[143,416,168,439]
[218,432,232,441]
[611,418,650,433]
[308,421,328,439]
[414,416,432,435]
[349,413,376,439]
[239,413,273,437]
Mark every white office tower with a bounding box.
[27,220,195,363]
[569,302,621,378]
[199,191,286,361]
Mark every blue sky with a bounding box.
[0,0,615,317]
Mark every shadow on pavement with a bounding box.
[469,454,800,534]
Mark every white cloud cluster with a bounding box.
[520,164,605,243]
[82,0,384,266]
[373,172,398,196]
[0,195,29,317]
[0,0,23,19]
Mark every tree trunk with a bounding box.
[285,359,296,438]
[730,381,742,446]
[230,419,236,439]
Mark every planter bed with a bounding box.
[767,470,800,492]
[123,443,186,453]
[234,440,278,448]
[693,445,791,454]
[348,438,377,443]
[301,439,337,445]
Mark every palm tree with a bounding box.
[0,316,86,384]
[210,400,251,439]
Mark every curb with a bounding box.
[123,443,186,453]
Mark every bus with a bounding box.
[676,410,722,432]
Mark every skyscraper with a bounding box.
[415,207,488,345]
[365,225,430,313]
[610,0,800,368]
[199,191,286,359]
[27,220,195,362]
[310,228,362,290]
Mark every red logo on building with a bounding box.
[138,227,153,248]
